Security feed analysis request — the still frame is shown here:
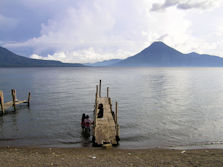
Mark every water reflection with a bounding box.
[80,130,92,147]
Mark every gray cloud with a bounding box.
[1,0,223,63]
[0,14,18,31]
[0,0,76,42]
[157,34,168,41]
[151,0,220,11]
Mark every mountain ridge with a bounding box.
[1,41,223,67]
[114,41,223,67]
[0,46,84,67]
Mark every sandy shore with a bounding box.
[0,147,223,167]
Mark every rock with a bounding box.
[88,155,96,159]
[181,150,186,154]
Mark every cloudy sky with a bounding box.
[0,0,223,63]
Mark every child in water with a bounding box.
[84,115,92,131]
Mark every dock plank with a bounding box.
[4,100,28,110]
[94,97,117,145]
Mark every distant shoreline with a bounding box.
[0,65,87,68]
[2,65,223,68]
[0,147,222,166]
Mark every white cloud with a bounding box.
[30,54,43,59]
[3,0,223,63]
[31,48,131,63]
[4,0,151,62]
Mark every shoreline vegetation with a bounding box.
[0,147,223,166]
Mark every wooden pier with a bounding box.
[0,89,31,115]
[92,80,120,146]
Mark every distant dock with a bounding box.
[92,80,120,146]
[0,89,30,115]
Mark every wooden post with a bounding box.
[96,85,98,97]
[115,102,118,125]
[0,90,4,114]
[99,80,101,97]
[94,85,99,132]
[95,85,98,105]
[107,87,109,98]
[94,101,97,124]
[11,89,16,112]
[94,97,97,135]
[115,101,119,138]
[27,92,31,107]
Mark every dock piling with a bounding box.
[0,89,31,115]
[115,101,120,140]
[94,85,98,127]
[0,91,4,114]
[115,102,118,125]
[95,85,98,105]
[99,80,101,97]
[28,92,31,107]
[96,85,98,97]
[107,87,109,98]
[11,89,16,112]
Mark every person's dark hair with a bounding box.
[98,103,103,108]
[86,115,89,119]
[82,113,85,123]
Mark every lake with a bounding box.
[0,67,223,149]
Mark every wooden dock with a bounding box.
[92,80,120,146]
[0,89,31,115]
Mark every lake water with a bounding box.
[0,67,223,149]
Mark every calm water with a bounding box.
[0,67,223,149]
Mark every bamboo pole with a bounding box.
[99,80,101,97]
[27,92,31,107]
[11,89,16,112]
[0,90,4,114]
[107,87,109,98]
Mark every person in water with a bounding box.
[81,113,85,130]
[84,115,92,131]
[98,103,104,118]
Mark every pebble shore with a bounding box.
[0,147,223,167]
